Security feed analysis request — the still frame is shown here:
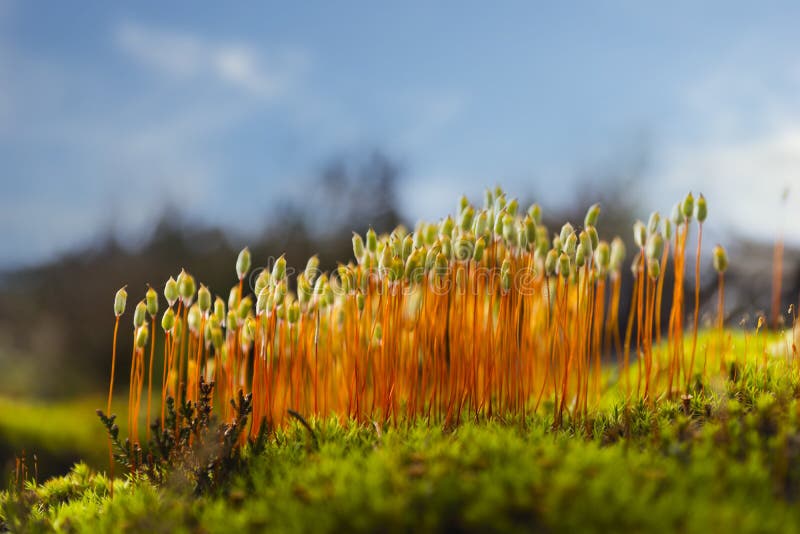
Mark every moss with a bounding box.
[6,374,800,533]
[4,329,800,533]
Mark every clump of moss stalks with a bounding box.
[92,187,800,484]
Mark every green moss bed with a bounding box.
[5,334,800,533]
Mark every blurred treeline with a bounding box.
[0,150,797,399]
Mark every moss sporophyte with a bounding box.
[101,187,770,480]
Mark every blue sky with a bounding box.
[1,1,799,266]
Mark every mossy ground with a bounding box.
[3,329,800,533]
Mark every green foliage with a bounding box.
[97,379,266,495]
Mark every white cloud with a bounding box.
[654,46,800,247]
[0,20,313,266]
[659,127,800,242]
[115,22,306,99]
